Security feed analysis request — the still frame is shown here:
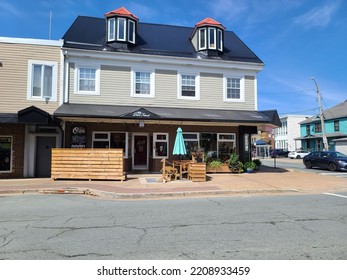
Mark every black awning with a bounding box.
[18,106,52,124]
[0,113,18,124]
[54,103,280,126]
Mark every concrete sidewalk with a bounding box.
[1,166,347,199]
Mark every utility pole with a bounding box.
[311,77,328,151]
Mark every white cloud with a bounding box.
[0,1,21,17]
[293,1,341,29]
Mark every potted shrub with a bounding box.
[228,153,243,173]
[244,161,256,173]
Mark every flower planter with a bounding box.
[206,163,231,173]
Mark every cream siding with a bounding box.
[67,61,258,111]
[200,72,223,107]
[0,42,61,114]
[244,75,256,110]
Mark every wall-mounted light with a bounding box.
[139,120,145,128]
[0,61,3,67]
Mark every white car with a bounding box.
[289,150,310,159]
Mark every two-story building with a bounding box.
[0,37,63,179]
[54,7,280,173]
[273,115,310,151]
[296,100,347,152]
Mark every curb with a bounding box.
[87,188,301,200]
[0,187,301,199]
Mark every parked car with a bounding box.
[303,151,347,171]
[270,149,289,158]
[288,150,310,159]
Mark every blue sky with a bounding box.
[1,0,346,116]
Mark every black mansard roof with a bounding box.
[62,16,263,64]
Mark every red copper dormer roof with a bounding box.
[104,7,139,20]
[195,17,225,29]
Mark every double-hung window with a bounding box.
[131,69,154,97]
[75,64,100,95]
[314,123,322,133]
[224,76,244,102]
[178,73,199,100]
[334,120,340,131]
[153,133,169,158]
[28,60,57,101]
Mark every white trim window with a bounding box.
[178,73,200,100]
[153,133,169,158]
[27,60,57,101]
[117,18,126,41]
[75,64,100,95]
[92,132,128,158]
[217,29,223,51]
[107,18,116,41]
[131,69,155,97]
[208,27,216,49]
[128,20,136,44]
[217,133,236,157]
[183,133,199,155]
[198,28,207,50]
[224,76,244,102]
[0,136,12,173]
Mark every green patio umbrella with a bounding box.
[173,127,187,156]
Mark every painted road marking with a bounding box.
[323,192,347,199]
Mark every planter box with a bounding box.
[206,163,231,173]
[188,162,206,182]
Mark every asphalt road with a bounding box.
[261,157,347,178]
[1,193,346,260]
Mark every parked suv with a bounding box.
[288,150,310,159]
[270,149,289,158]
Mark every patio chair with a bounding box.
[161,159,179,183]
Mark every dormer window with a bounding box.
[107,18,116,41]
[192,17,225,54]
[117,18,126,41]
[198,29,206,49]
[128,20,135,44]
[105,7,138,45]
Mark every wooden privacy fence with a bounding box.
[51,148,125,181]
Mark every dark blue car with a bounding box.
[303,151,347,172]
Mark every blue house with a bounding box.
[296,100,347,151]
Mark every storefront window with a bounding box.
[218,133,236,158]
[92,132,127,157]
[183,133,199,158]
[0,137,12,172]
[153,133,168,158]
[200,133,217,159]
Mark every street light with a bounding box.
[311,77,328,151]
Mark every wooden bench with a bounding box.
[161,159,179,182]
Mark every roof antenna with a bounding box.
[49,11,52,40]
